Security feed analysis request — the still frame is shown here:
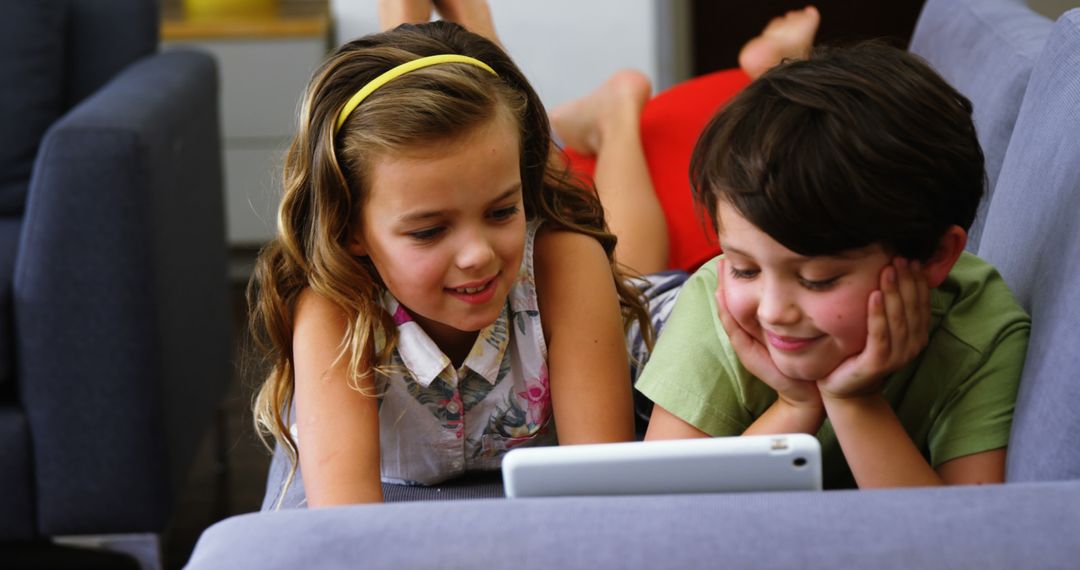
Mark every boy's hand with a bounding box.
[818,258,931,399]
[715,259,823,409]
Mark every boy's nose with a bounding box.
[756,285,800,325]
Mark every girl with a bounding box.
[249,19,652,507]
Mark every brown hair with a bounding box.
[248,21,651,491]
[691,42,985,261]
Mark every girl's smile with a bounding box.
[351,110,525,355]
[446,273,501,305]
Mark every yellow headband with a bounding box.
[334,54,498,133]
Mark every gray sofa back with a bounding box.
[0,0,160,537]
[909,0,1051,251]
[0,0,230,540]
[65,0,157,107]
[0,0,157,216]
[977,9,1080,483]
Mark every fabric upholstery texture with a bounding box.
[64,0,157,107]
[188,4,1080,568]
[909,0,1051,251]
[378,473,504,502]
[0,220,19,389]
[0,0,230,540]
[262,444,505,510]
[15,50,228,535]
[193,482,1080,570]
[0,407,33,539]
[0,0,66,214]
[978,9,1080,483]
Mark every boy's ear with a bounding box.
[922,225,968,288]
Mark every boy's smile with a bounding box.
[763,330,824,352]
[716,201,892,381]
[352,111,525,355]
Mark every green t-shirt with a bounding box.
[635,252,1030,489]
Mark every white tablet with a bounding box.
[502,434,822,498]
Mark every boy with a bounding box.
[632,43,1030,488]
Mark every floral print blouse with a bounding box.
[374,220,556,486]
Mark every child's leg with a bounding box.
[421,1,816,276]
[431,0,663,274]
[550,71,669,276]
[432,0,503,48]
[435,0,663,273]
[738,6,820,80]
[378,0,433,30]
[549,8,820,276]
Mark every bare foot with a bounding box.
[379,0,432,31]
[550,70,652,156]
[738,5,820,80]
[433,0,502,47]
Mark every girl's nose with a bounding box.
[455,228,496,270]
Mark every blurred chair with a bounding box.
[0,0,231,564]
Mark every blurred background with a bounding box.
[161,0,1076,260]
[155,1,1077,567]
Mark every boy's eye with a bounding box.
[729,266,758,280]
[408,227,444,241]
[798,276,839,291]
[490,204,520,221]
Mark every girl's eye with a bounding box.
[799,276,839,291]
[490,204,519,221]
[408,227,444,241]
[729,266,758,280]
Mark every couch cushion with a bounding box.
[0,0,67,215]
[0,406,35,539]
[0,220,20,391]
[909,0,1051,251]
[194,482,1080,570]
[262,443,505,510]
[64,0,158,107]
[977,9,1080,482]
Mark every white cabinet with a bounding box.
[163,13,329,247]
[330,0,691,110]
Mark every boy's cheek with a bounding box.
[723,289,761,334]
[821,304,871,352]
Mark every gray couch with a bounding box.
[0,0,231,559]
[186,0,1080,567]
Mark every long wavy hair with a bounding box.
[248,21,652,486]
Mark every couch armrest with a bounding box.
[15,49,231,536]
[188,481,1080,569]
